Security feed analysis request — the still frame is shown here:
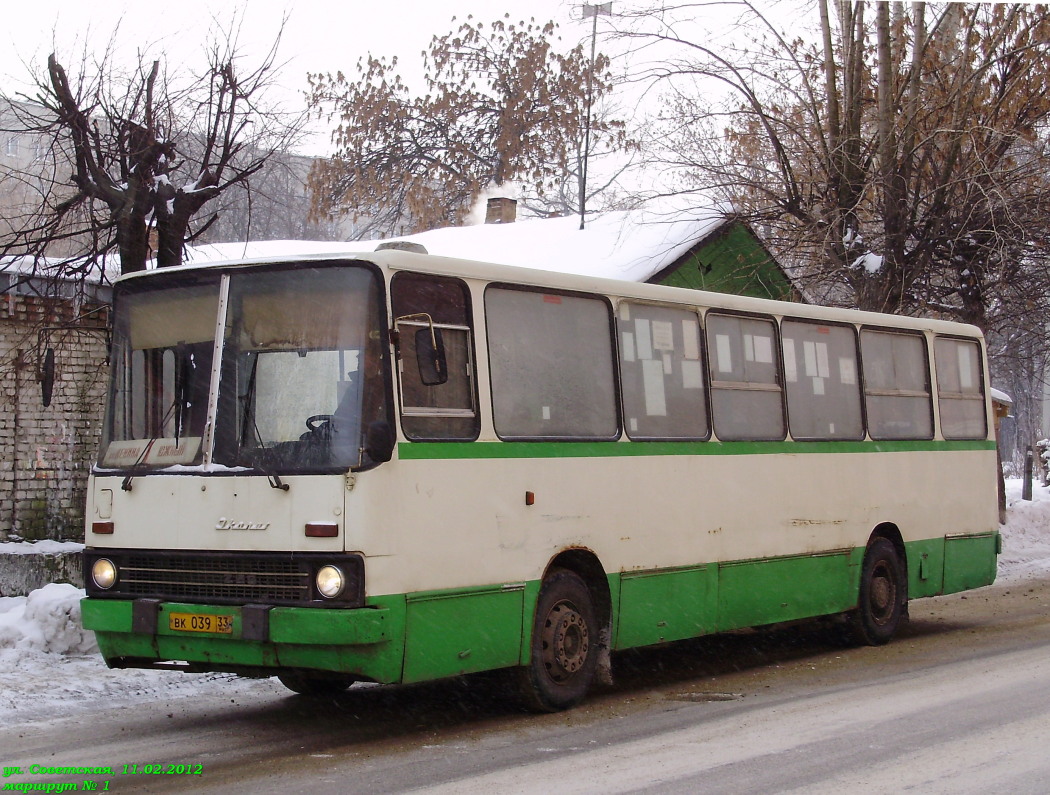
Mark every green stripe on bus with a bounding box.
[397,439,996,460]
[83,532,999,681]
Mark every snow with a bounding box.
[182,198,731,284]
[0,540,83,555]
[996,478,1050,582]
[1,477,1048,725]
[851,251,884,273]
[0,585,279,722]
[1,252,120,285]
[990,387,1013,406]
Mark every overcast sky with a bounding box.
[0,0,800,165]
[0,0,600,96]
[1,0,645,155]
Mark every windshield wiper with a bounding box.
[238,353,289,491]
[121,396,181,492]
[265,471,289,491]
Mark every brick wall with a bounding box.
[0,292,108,541]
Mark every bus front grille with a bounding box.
[83,549,364,607]
[123,554,310,603]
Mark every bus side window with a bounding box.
[934,337,987,440]
[706,313,784,441]
[860,329,933,440]
[781,320,863,440]
[618,301,708,440]
[391,273,478,441]
[486,286,619,440]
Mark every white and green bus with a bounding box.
[81,248,1000,711]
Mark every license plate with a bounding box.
[168,612,233,634]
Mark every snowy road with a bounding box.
[3,575,1050,794]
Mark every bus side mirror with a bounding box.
[365,420,395,463]
[40,347,55,407]
[415,327,448,386]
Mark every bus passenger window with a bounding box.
[860,329,933,440]
[781,320,863,440]
[706,313,784,440]
[618,302,708,440]
[486,286,619,440]
[934,337,987,440]
[391,273,478,441]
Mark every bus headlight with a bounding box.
[91,558,118,590]
[316,565,345,599]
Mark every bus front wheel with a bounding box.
[850,538,906,646]
[518,569,598,712]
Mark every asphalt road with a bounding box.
[5,575,1050,794]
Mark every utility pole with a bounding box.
[580,2,612,230]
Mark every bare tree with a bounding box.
[307,15,631,236]
[0,23,308,278]
[197,151,346,243]
[625,1,1050,329]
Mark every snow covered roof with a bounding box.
[183,201,733,283]
[0,254,117,282]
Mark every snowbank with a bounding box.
[0,586,275,722]
[997,478,1050,582]
[0,582,96,656]
[0,478,1047,723]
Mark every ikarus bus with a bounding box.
[81,248,1001,711]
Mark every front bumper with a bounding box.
[81,597,405,683]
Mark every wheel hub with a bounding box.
[541,600,590,682]
[869,561,896,624]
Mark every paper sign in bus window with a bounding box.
[753,334,773,364]
[958,345,974,390]
[635,319,653,360]
[651,321,674,352]
[621,331,636,362]
[803,341,817,377]
[782,339,799,382]
[802,341,830,378]
[642,358,667,416]
[682,321,700,360]
[839,357,856,385]
[716,334,733,373]
[816,342,830,378]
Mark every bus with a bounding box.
[80,247,1001,711]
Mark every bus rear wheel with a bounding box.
[518,569,598,712]
[850,538,906,646]
[277,671,356,696]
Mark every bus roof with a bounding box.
[118,246,984,340]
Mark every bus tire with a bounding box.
[518,569,599,712]
[850,538,906,646]
[277,671,356,696]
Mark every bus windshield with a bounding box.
[99,273,221,469]
[99,263,388,473]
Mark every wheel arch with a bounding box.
[868,521,908,592]
[542,548,612,636]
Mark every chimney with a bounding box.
[485,197,517,224]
